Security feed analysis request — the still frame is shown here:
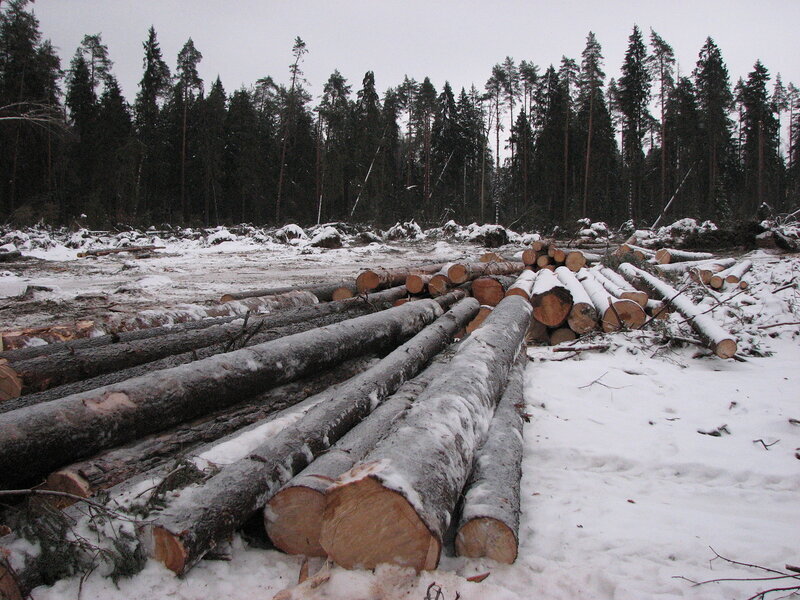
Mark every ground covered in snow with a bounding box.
[3,226,799,600]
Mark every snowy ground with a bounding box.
[4,239,799,600]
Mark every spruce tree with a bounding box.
[648,29,675,209]
[175,38,203,221]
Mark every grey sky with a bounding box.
[30,0,800,111]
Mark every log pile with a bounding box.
[0,247,747,595]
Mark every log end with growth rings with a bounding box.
[355,270,380,293]
[714,338,738,360]
[331,287,355,301]
[265,486,327,557]
[40,470,92,507]
[151,526,190,575]
[219,294,236,303]
[447,264,469,285]
[455,517,518,564]
[320,475,440,571]
[531,293,571,328]
[0,363,22,402]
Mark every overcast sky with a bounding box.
[30,0,800,107]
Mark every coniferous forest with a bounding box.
[1,0,798,229]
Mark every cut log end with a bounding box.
[355,271,380,293]
[220,294,236,303]
[405,275,427,295]
[428,275,450,297]
[455,517,518,564]
[265,486,327,557]
[715,339,738,360]
[447,264,468,285]
[151,526,189,575]
[601,300,646,332]
[40,470,92,506]
[654,248,671,264]
[320,476,440,571]
[531,293,571,328]
[331,287,355,301]
[0,364,22,402]
[549,327,577,346]
[564,251,586,272]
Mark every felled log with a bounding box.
[521,249,539,266]
[77,245,164,258]
[549,327,577,345]
[549,247,567,263]
[41,357,376,502]
[710,260,752,289]
[654,257,736,274]
[0,290,317,351]
[563,250,587,272]
[614,243,655,260]
[265,348,455,557]
[466,306,493,333]
[618,263,738,358]
[447,261,524,285]
[220,281,357,303]
[471,276,516,307]
[0,299,447,489]
[145,298,479,575]
[591,266,648,307]
[654,248,714,264]
[531,239,548,252]
[525,318,549,344]
[427,264,454,297]
[455,354,525,563]
[405,274,432,294]
[554,267,598,334]
[529,269,572,327]
[0,250,22,262]
[319,295,531,571]
[576,269,645,332]
[356,264,444,293]
[0,289,408,399]
[535,255,552,268]
[504,270,538,301]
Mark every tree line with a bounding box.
[1,0,798,229]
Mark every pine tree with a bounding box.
[351,71,382,220]
[224,88,259,222]
[558,56,578,221]
[694,37,734,221]
[95,75,134,221]
[648,29,675,209]
[319,70,352,220]
[175,38,203,221]
[501,57,520,161]
[413,77,437,207]
[616,25,651,221]
[664,76,702,218]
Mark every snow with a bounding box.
[12,235,800,600]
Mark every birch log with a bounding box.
[554,267,598,334]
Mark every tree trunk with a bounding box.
[618,264,737,358]
[42,357,376,501]
[594,266,649,307]
[145,299,479,575]
[447,261,525,285]
[455,353,525,563]
[356,264,445,292]
[504,270,538,301]
[0,300,448,489]
[471,276,516,307]
[582,92,594,217]
[529,269,573,327]
[554,267,598,334]
[319,296,531,571]
[220,281,357,303]
[575,269,645,332]
[265,347,456,556]
[654,248,714,264]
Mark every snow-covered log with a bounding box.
[591,266,648,307]
[471,276,516,307]
[447,261,525,285]
[576,270,646,332]
[466,306,493,333]
[529,269,572,327]
[555,267,598,334]
[427,264,454,297]
[653,248,715,264]
[710,260,752,289]
[618,264,738,358]
[220,281,357,303]
[76,245,163,257]
[504,270,538,301]
[0,295,397,398]
[653,257,736,274]
[40,357,376,501]
[614,243,656,260]
[0,299,448,489]
[145,299,479,575]
[356,264,445,292]
[319,295,532,571]
[455,354,526,563]
[264,348,455,556]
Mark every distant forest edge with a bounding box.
[1,0,798,229]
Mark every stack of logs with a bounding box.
[0,242,745,597]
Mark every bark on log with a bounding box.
[0,251,22,262]
[446,261,524,285]
[455,354,525,563]
[356,264,444,293]
[144,299,479,575]
[471,276,516,307]
[0,289,408,400]
[264,348,456,556]
[41,357,376,502]
[555,267,598,334]
[0,299,447,489]
[654,248,715,264]
[654,258,736,274]
[504,270,538,301]
[525,317,549,344]
[220,281,357,303]
[77,245,164,258]
[710,260,752,289]
[576,269,645,332]
[618,263,738,358]
[319,295,531,571]
[614,243,655,259]
[591,266,648,307]
[0,291,317,351]
[529,269,573,327]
